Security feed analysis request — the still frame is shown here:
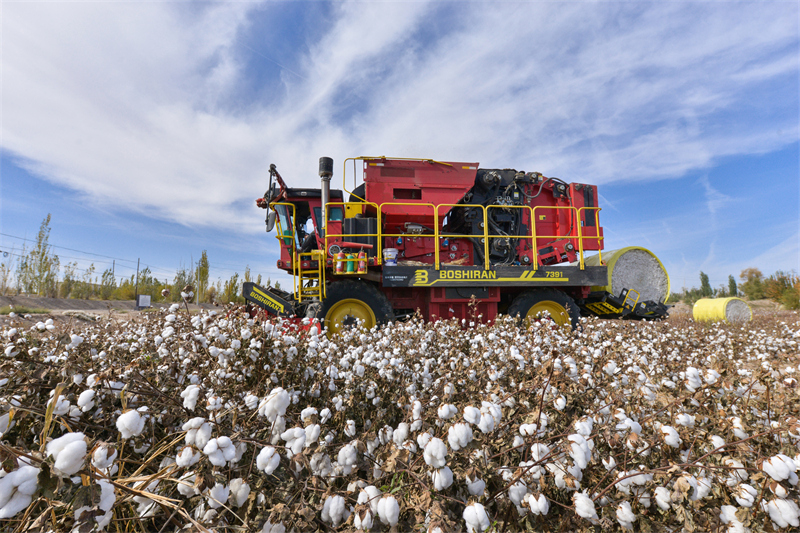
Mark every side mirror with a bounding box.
[266,210,276,232]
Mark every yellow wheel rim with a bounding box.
[325,299,376,337]
[526,301,569,328]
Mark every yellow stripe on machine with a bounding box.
[250,287,285,314]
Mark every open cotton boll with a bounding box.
[463,406,481,426]
[685,367,703,392]
[358,485,382,514]
[261,521,286,533]
[116,410,145,439]
[508,480,528,508]
[337,444,358,475]
[258,387,290,422]
[205,482,229,509]
[466,473,486,496]
[734,483,757,507]
[438,404,458,420]
[676,413,696,427]
[203,437,236,466]
[228,478,250,508]
[280,427,306,457]
[526,493,549,515]
[654,487,671,510]
[762,454,797,483]
[321,495,348,527]
[73,479,115,531]
[257,447,280,475]
[392,423,410,447]
[568,434,592,469]
[77,390,96,412]
[177,473,200,497]
[176,446,200,468]
[377,495,400,526]
[763,498,800,529]
[431,466,453,491]
[182,417,212,449]
[344,420,356,437]
[448,423,473,451]
[92,445,117,471]
[463,502,490,533]
[554,396,567,411]
[46,432,87,476]
[660,425,682,448]
[305,424,321,446]
[424,438,447,468]
[616,501,636,530]
[0,465,40,519]
[573,491,599,523]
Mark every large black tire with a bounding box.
[507,289,580,330]
[313,280,394,338]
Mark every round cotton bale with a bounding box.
[693,297,752,324]
[583,247,670,303]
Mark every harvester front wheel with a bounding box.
[313,280,394,338]
[507,289,579,330]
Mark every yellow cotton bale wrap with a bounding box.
[693,298,752,324]
[583,247,671,303]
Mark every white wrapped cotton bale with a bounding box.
[583,247,670,303]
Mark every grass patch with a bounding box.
[0,305,50,315]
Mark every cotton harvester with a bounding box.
[246,157,669,336]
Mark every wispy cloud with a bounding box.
[2,1,797,237]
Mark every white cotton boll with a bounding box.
[709,435,726,450]
[463,406,481,426]
[377,495,400,526]
[676,413,695,427]
[0,465,40,519]
[417,432,432,450]
[685,367,703,392]
[358,485,382,514]
[574,417,594,437]
[568,434,592,470]
[259,387,291,422]
[764,498,800,529]
[508,480,527,507]
[228,478,250,508]
[424,438,447,468]
[244,393,260,410]
[321,495,348,527]
[48,394,70,416]
[616,501,636,530]
[261,521,286,533]
[448,423,473,452]
[92,445,117,471]
[602,456,617,471]
[280,427,306,457]
[116,410,145,439]
[320,408,332,423]
[467,474,485,496]
[573,491,599,522]
[206,482,229,509]
[77,390,96,412]
[734,483,757,507]
[554,396,567,411]
[46,432,87,476]
[337,444,358,475]
[762,454,797,483]
[305,424,321,446]
[393,423,409,447]
[527,493,549,515]
[660,426,682,448]
[431,466,453,491]
[354,508,374,531]
[344,420,356,437]
[176,446,200,468]
[177,472,199,497]
[654,486,671,510]
[301,407,318,423]
[438,404,458,420]
[477,413,495,434]
[463,502,491,533]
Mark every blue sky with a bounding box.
[1,1,798,293]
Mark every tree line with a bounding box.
[671,268,800,309]
[0,215,280,304]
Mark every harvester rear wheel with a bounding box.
[313,280,394,338]
[507,289,579,330]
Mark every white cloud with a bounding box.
[2,1,798,237]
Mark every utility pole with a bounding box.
[112,260,115,278]
[135,258,140,301]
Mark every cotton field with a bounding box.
[1,307,799,532]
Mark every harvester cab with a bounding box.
[248,156,669,336]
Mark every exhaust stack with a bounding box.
[319,157,333,236]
